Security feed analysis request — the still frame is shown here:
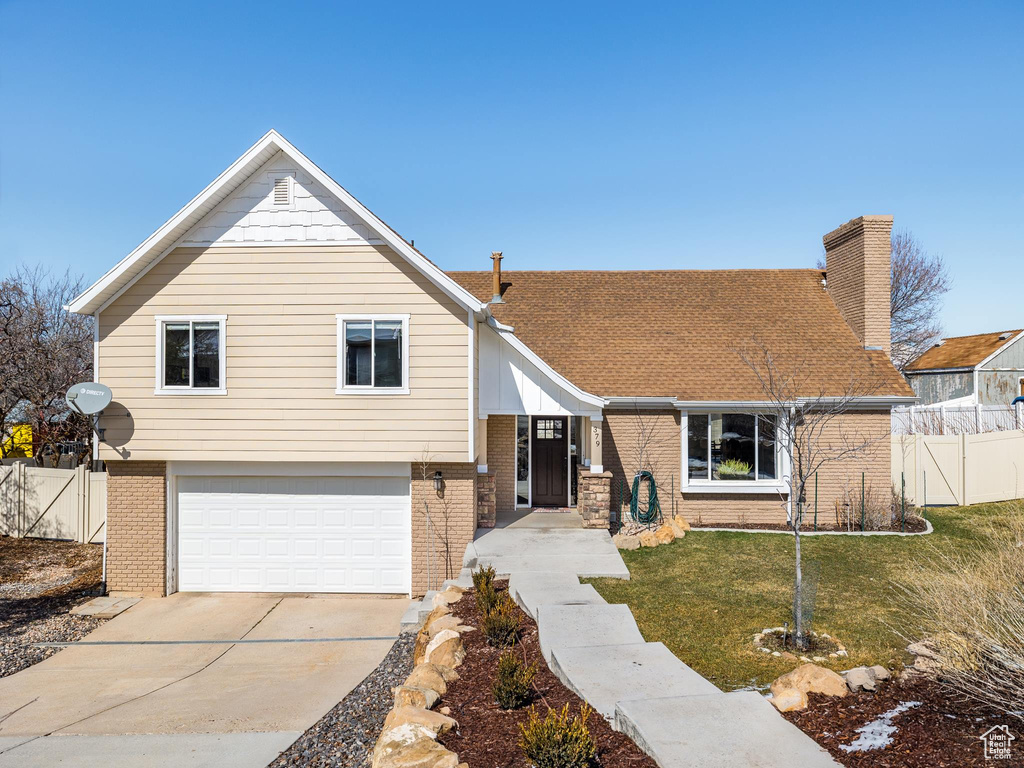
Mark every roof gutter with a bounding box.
[605,396,918,410]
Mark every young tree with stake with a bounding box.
[739,339,888,648]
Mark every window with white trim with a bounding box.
[687,413,778,482]
[156,316,226,394]
[336,315,410,394]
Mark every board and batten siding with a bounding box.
[97,245,470,461]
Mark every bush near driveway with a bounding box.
[587,502,1018,691]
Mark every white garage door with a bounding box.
[176,475,411,593]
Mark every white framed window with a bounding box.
[336,314,410,395]
[155,315,227,395]
[681,411,786,492]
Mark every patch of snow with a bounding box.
[839,701,922,753]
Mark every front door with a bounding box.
[531,417,568,506]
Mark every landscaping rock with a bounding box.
[432,589,463,608]
[612,533,641,551]
[672,514,691,532]
[426,635,465,669]
[638,530,658,547]
[770,663,848,699]
[373,730,459,768]
[654,524,676,544]
[844,666,877,693]
[425,615,471,639]
[424,604,451,626]
[669,522,688,538]
[413,630,431,667]
[383,706,458,736]
[907,641,936,658]
[393,685,440,709]
[770,687,808,712]
[405,664,450,696]
[871,665,891,681]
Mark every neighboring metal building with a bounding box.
[904,329,1024,405]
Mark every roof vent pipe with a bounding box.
[490,251,504,304]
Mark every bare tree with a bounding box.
[739,339,889,647]
[889,230,950,370]
[0,267,93,465]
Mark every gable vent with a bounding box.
[272,176,291,207]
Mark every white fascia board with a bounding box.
[604,396,680,408]
[975,331,1024,370]
[904,367,974,374]
[68,129,485,316]
[492,326,606,410]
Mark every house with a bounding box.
[68,131,914,598]
[903,329,1024,406]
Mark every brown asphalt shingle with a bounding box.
[449,269,914,401]
[904,330,1023,372]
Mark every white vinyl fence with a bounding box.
[0,464,106,543]
[892,403,1024,435]
[892,430,1024,507]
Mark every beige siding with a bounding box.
[98,245,470,461]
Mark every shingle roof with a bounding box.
[904,330,1024,372]
[449,269,914,401]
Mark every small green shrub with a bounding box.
[493,650,537,709]
[474,566,499,614]
[519,703,597,768]
[481,591,521,647]
[472,564,496,592]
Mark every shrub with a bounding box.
[481,591,521,647]
[493,649,537,709]
[472,564,496,592]
[519,703,597,768]
[474,566,499,614]
[895,502,1024,721]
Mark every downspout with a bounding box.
[94,310,107,593]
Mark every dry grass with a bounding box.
[894,501,1024,721]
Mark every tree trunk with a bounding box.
[793,508,804,648]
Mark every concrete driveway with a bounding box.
[0,593,406,768]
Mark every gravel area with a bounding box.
[0,535,106,678]
[268,632,416,768]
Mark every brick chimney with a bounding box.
[823,215,893,357]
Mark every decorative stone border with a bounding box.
[371,586,473,768]
[612,514,691,550]
[753,627,848,663]
[693,517,933,537]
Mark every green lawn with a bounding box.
[587,502,1019,691]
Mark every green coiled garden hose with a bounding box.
[629,470,662,526]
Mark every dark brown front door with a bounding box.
[531,417,567,507]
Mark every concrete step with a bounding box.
[465,554,630,580]
[549,642,721,720]
[536,604,645,663]
[508,571,581,603]
[399,591,438,634]
[614,692,840,767]
[515,583,606,620]
[443,568,474,590]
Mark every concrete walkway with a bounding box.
[455,519,839,768]
[0,594,406,768]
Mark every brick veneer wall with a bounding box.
[411,462,476,595]
[106,460,167,596]
[603,408,892,527]
[477,473,496,528]
[487,415,516,515]
[824,216,893,357]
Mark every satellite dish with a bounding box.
[66,382,112,415]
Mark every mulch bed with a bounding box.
[782,675,1018,767]
[440,584,658,768]
[0,535,105,678]
[269,632,416,768]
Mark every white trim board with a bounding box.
[67,130,485,316]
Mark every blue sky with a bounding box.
[1,1,1020,336]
